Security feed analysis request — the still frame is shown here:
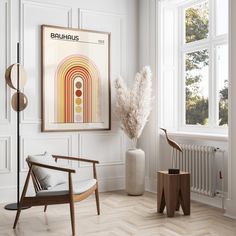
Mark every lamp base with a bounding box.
[4,203,31,211]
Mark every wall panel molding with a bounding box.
[78,9,126,123]
[0,136,11,173]
[0,0,11,124]
[20,0,72,124]
[79,132,125,167]
[79,9,125,76]
[21,134,73,171]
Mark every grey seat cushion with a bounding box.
[36,179,97,196]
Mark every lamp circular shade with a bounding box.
[11,92,28,111]
[5,64,27,90]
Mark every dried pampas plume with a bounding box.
[114,66,152,147]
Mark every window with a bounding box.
[180,0,228,130]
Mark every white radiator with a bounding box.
[172,144,217,197]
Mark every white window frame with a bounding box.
[178,0,228,134]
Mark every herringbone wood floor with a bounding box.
[1,191,236,236]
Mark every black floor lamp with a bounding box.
[4,42,29,210]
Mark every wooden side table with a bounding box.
[157,171,190,217]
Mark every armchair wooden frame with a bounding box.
[13,155,100,236]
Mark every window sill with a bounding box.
[162,131,228,141]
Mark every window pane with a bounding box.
[185,49,209,125]
[216,0,228,36]
[185,1,209,43]
[217,44,228,126]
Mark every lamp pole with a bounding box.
[17,42,20,206]
[4,43,29,210]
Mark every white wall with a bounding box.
[138,0,159,192]
[0,0,139,203]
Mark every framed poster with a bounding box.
[41,25,111,131]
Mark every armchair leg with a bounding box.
[68,172,75,235]
[95,188,100,215]
[13,166,32,229]
[69,200,75,236]
[44,205,47,212]
[13,204,22,229]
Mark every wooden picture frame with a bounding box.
[41,25,111,131]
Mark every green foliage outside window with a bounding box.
[185,50,209,125]
[185,1,228,126]
[185,2,209,43]
[219,80,228,126]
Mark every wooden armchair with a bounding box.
[13,154,100,236]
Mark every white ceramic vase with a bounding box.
[125,149,145,196]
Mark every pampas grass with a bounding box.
[114,66,152,148]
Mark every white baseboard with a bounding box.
[0,185,36,203]
[191,192,224,209]
[145,176,157,193]
[0,186,18,203]
[0,177,125,204]
[99,176,125,192]
[1,176,225,210]
[224,199,236,219]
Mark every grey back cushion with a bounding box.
[27,152,67,189]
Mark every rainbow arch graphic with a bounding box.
[54,55,100,123]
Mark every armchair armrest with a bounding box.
[52,155,99,164]
[28,160,76,173]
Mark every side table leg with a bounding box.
[165,175,179,217]
[157,189,165,213]
[180,174,190,215]
[157,172,166,213]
